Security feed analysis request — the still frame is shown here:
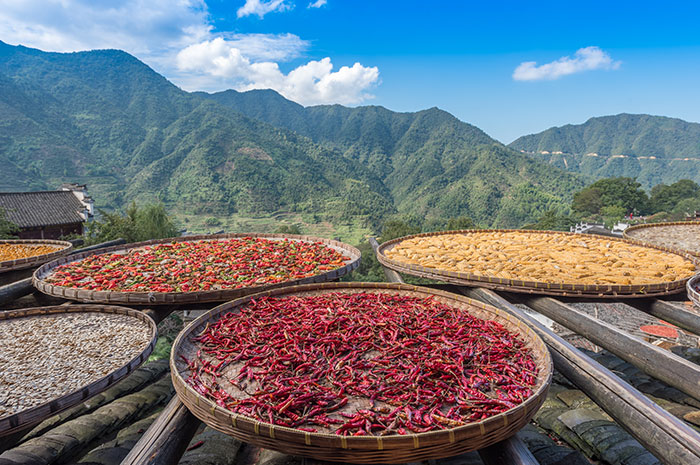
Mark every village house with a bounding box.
[0,183,94,239]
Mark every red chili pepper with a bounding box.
[183,292,538,436]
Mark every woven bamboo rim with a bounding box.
[0,239,72,273]
[688,274,700,310]
[0,305,157,437]
[376,229,698,299]
[171,282,552,463]
[32,233,361,305]
[623,221,700,258]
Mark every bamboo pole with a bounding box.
[120,396,200,465]
[625,298,700,336]
[459,286,700,465]
[511,294,700,402]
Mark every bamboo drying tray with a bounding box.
[688,274,700,310]
[32,233,361,305]
[171,282,552,463]
[0,305,157,437]
[377,229,698,298]
[624,221,700,257]
[0,239,72,273]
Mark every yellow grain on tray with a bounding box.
[0,244,59,262]
[383,231,697,286]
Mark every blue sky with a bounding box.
[1,0,700,142]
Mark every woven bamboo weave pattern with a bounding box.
[377,229,698,298]
[32,233,360,305]
[171,282,552,463]
[0,239,72,273]
[0,305,157,437]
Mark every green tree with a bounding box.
[446,216,476,230]
[86,202,179,244]
[521,210,576,231]
[600,205,627,228]
[380,219,421,243]
[572,177,648,216]
[572,188,603,216]
[0,208,19,239]
[649,179,700,213]
[274,224,302,234]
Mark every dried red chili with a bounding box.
[45,238,348,292]
[183,292,539,436]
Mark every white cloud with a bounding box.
[0,0,211,72]
[308,0,327,8]
[236,0,292,18]
[513,46,620,81]
[177,38,379,105]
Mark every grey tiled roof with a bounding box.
[0,191,85,228]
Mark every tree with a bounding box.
[521,210,576,231]
[274,224,302,234]
[380,219,421,243]
[446,216,476,230]
[649,179,700,213]
[572,187,603,216]
[86,202,179,244]
[0,208,19,239]
[572,177,648,216]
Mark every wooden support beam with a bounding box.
[369,238,537,465]
[625,298,700,336]
[0,278,32,306]
[120,396,201,465]
[477,436,539,465]
[459,286,700,465]
[512,294,700,402]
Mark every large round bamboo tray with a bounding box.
[688,274,700,310]
[624,221,700,257]
[377,230,698,299]
[171,282,552,463]
[0,239,72,273]
[32,233,361,305]
[0,305,157,437]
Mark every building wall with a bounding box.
[18,223,83,240]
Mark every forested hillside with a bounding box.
[0,41,582,231]
[509,114,700,188]
[205,90,584,227]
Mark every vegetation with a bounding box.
[521,210,576,231]
[0,208,19,239]
[85,203,179,245]
[572,177,648,216]
[509,114,700,188]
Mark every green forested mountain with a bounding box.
[0,40,582,231]
[204,90,584,227]
[509,114,700,188]
[0,41,394,228]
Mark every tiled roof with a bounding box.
[0,191,85,228]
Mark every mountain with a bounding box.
[203,90,584,227]
[0,40,582,231]
[509,114,700,188]
[0,41,394,228]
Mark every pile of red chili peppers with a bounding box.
[46,238,348,292]
[183,292,538,436]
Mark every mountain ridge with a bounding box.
[0,40,582,230]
